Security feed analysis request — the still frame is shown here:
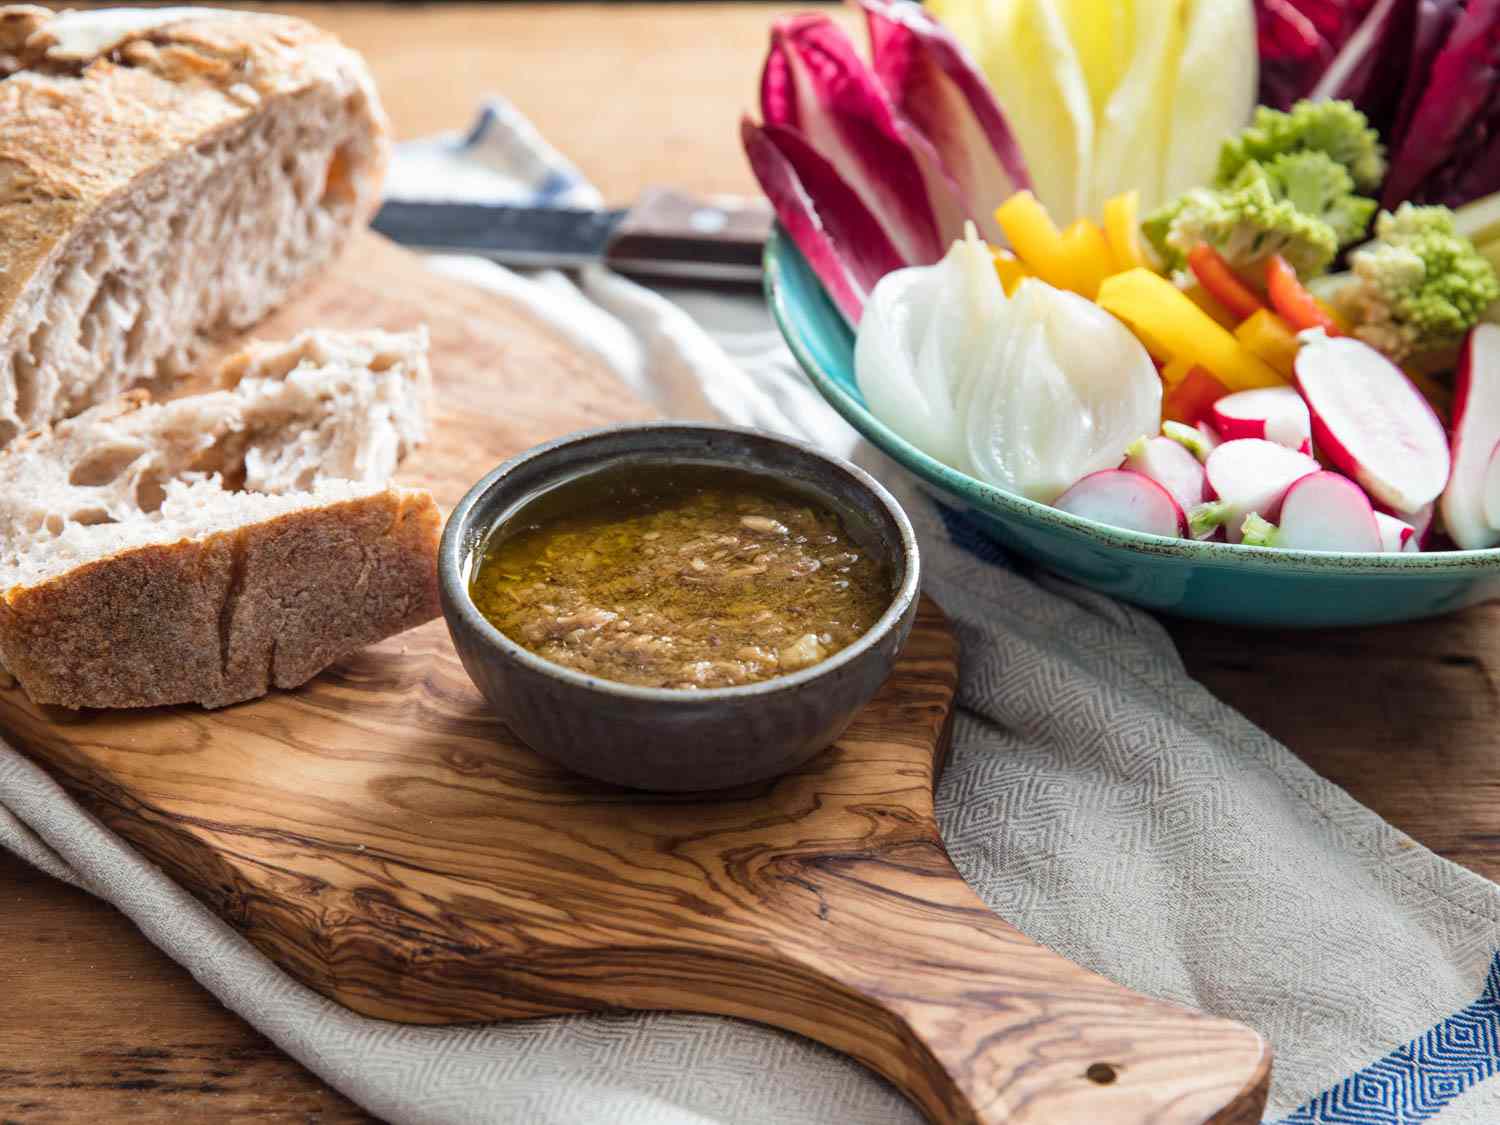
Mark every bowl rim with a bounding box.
[765,227,1500,575]
[439,420,922,704]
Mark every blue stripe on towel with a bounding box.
[933,503,1012,568]
[1274,952,1500,1125]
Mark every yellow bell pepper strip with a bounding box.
[994,190,1075,291]
[1097,269,1286,390]
[1184,284,1238,331]
[991,248,1028,295]
[1057,219,1114,298]
[1102,190,1148,272]
[1234,309,1301,379]
[1160,356,1194,390]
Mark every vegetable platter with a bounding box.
[750,0,1500,625]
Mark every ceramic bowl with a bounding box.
[439,422,921,791]
[765,230,1500,627]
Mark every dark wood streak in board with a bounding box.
[2,235,1270,1124]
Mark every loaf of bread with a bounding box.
[0,5,390,449]
[0,329,441,710]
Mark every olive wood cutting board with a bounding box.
[0,234,1270,1124]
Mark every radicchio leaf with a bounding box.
[1386,0,1468,153]
[760,14,953,264]
[1309,0,1412,132]
[858,0,1030,245]
[1384,0,1500,206]
[741,117,905,324]
[1256,0,1335,109]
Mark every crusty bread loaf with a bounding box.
[0,5,391,448]
[0,329,440,710]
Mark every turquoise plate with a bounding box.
[764,230,1500,627]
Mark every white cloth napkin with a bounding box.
[5,98,1500,1125]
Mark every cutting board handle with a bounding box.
[761,845,1270,1125]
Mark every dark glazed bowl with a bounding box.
[439,422,922,791]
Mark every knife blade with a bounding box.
[371,186,772,285]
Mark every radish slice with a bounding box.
[1160,419,1219,463]
[1391,501,1435,545]
[1443,325,1500,549]
[1204,439,1320,543]
[1484,442,1500,530]
[1124,436,1207,513]
[1374,511,1420,553]
[1055,470,1187,537]
[1295,330,1450,513]
[1210,386,1312,454]
[1275,472,1383,552]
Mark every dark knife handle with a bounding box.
[606,187,772,283]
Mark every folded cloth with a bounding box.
[5,98,1500,1125]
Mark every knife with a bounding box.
[371,186,773,285]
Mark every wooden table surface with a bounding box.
[5,3,1500,1122]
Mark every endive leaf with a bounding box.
[760,14,956,263]
[741,117,905,324]
[860,0,1031,244]
[931,0,1094,222]
[1161,0,1257,202]
[1090,0,1187,216]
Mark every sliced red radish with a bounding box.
[1483,442,1500,530]
[1374,511,1420,553]
[1210,386,1313,454]
[1054,470,1186,537]
[1124,436,1207,513]
[1295,331,1450,513]
[1274,472,1383,552]
[1204,439,1320,543]
[1160,419,1219,463]
[1387,501,1435,546]
[1443,325,1500,549]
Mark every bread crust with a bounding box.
[0,8,388,308]
[0,7,391,438]
[0,487,440,709]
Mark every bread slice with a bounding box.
[0,5,391,448]
[0,329,441,710]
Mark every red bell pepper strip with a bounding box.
[1188,244,1266,323]
[1265,254,1342,335]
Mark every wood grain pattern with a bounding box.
[2,235,1268,1124]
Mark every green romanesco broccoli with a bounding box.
[1143,162,1340,278]
[1144,100,1382,280]
[1253,151,1377,247]
[1218,100,1387,195]
[1336,204,1500,362]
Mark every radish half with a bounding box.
[1124,436,1207,513]
[1204,439,1319,543]
[1274,472,1383,552]
[1055,470,1187,537]
[1210,386,1312,454]
[1483,442,1500,530]
[1374,511,1420,553]
[1445,324,1500,549]
[1295,331,1450,513]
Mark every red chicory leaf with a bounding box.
[1386,0,1468,154]
[741,117,905,324]
[1256,0,1335,108]
[760,14,953,265]
[859,0,1031,245]
[1309,0,1411,132]
[1384,0,1500,206]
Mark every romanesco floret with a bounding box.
[1336,204,1500,362]
[1253,151,1376,247]
[1143,166,1339,278]
[1217,100,1386,195]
